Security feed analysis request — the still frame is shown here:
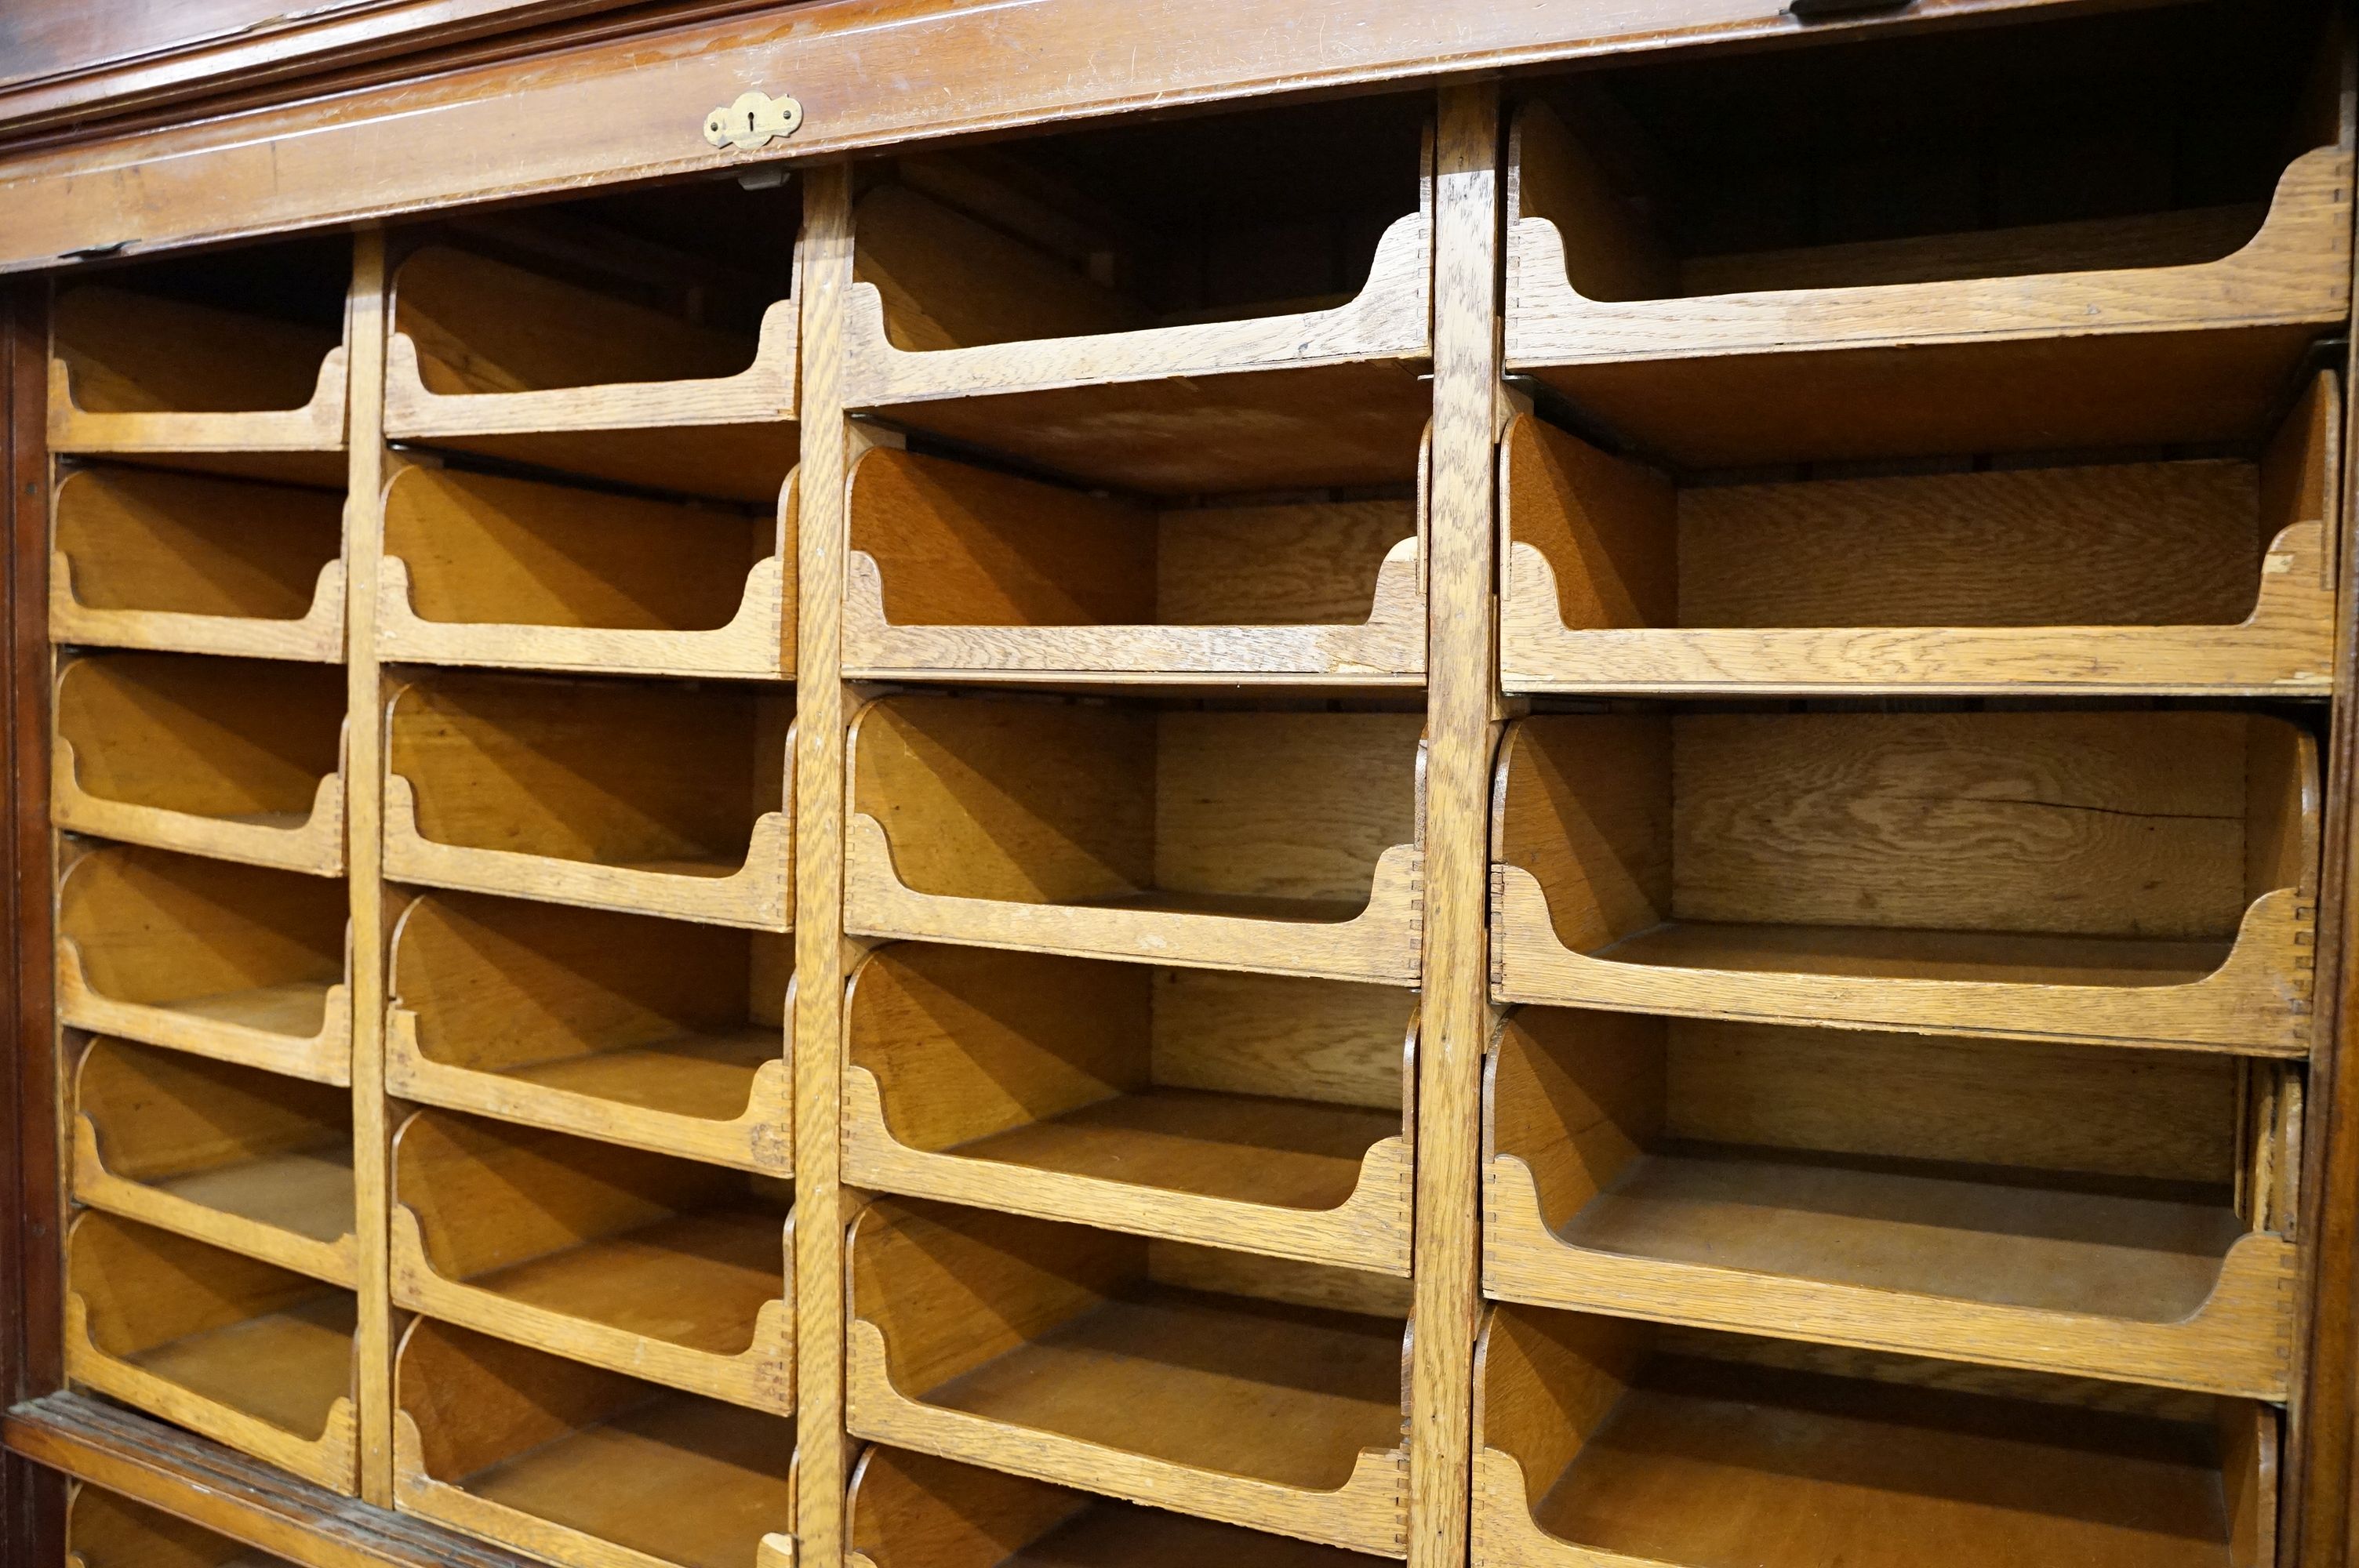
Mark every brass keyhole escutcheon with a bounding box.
[704,90,803,151]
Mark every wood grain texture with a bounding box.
[53,652,347,876]
[845,1197,1409,1555]
[64,1213,358,1494]
[1470,1305,2275,1568]
[56,844,352,1085]
[393,1317,797,1568]
[1489,711,2319,1052]
[385,890,791,1174]
[48,289,347,456]
[378,462,796,680]
[49,466,346,662]
[66,1481,298,1568]
[843,942,1414,1272]
[71,1036,355,1287]
[1499,372,2343,695]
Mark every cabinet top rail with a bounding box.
[0,0,2129,276]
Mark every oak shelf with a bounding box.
[389,1107,793,1412]
[56,844,352,1085]
[844,101,1432,492]
[55,652,347,876]
[65,1212,359,1495]
[387,890,791,1174]
[1483,1007,2295,1397]
[845,694,1423,983]
[378,460,795,680]
[384,224,799,504]
[1473,1305,2276,1568]
[847,1445,1397,1568]
[67,1483,296,1568]
[845,942,1413,1272]
[1500,371,2341,695]
[844,442,1423,684]
[394,1318,798,1568]
[50,464,347,662]
[1490,709,2318,1052]
[383,670,793,931]
[73,1035,356,1287]
[846,1197,1411,1556]
[1502,23,2354,468]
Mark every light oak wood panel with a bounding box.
[1481,1007,2290,1397]
[1489,710,2317,1052]
[1499,371,2342,695]
[65,1213,358,1494]
[73,1035,356,1287]
[844,444,1423,683]
[55,652,347,875]
[66,1481,296,1568]
[1504,99,2352,466]
[844,143,1428,413]
[394,1317,797,1568]
[844,942,1412,1272]
[385,244,798,503]
[845,695,1423,984]
[846,1444,1397,1568]
[49,283,348,456]
[56,844,351,1085]
[387,890,790,1174]
[389,1107,791,1412]
[49,465,347,662]
[846,1197,1410,1555]
[383,670,791,931]
[1471,1305,2275,1568]
[379,462,795,680]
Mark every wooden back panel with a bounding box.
[846,1446,1085,1568]
[69,1211,342,1356]
[53,466,340,618]
[54,285,340,414]
[1149,968,1412,1113]
[58,652,343,818]
[389,891,773,1073]
[394,1316,657,1482]
[75,1036,349,1181]
[58,846,346,1004]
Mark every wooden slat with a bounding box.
[0,0,2138,276]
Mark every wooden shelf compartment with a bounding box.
[50,464,346,662]
[65,1211,358,1494]
[387,889,790,1174]
[395,1317,797,1568]
[846,1196,1411,1556]
[384,669,792,930]
[56,843,351,1085]
[844,439,1423,684]
[67,1481,293,1568]
[1485,1006,2297,1398]
[1501,9,2353,467]
[72,1035,355,1286]
[1490,708,2317,1053]
[49,237,352,469]
[845,98,1431,484]
[1500,369,2341,695]
[390,1106,792,1412]
[55,652,347,875]
[384,183,800,503]
[845,694,1423,984]
[848,1444,1398,1568]
[379,458,796,679]
[1472,1305,2277,1568]
[845,943,1413,1272]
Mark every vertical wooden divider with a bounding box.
[342,230,395,1508]
[794,162,856,1568]
[1410,81,1500,1568]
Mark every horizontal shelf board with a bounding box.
[495,1027,781,1123]
[58,450,354,487]
[389,426,795,506]
[173,982,343,1038]
[142,1145,356,1250]
[1558,1149,2240,1319]
[129,1297,354,1443]
[460,1207,783,1358]
[1598,919,2234,989]
[953,1086,1398,1211]
[925,1284,1402,1493]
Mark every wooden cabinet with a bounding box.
[3,4,2355,1568]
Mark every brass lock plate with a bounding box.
[706,90,803,151]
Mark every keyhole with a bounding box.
[747,109,758,133]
